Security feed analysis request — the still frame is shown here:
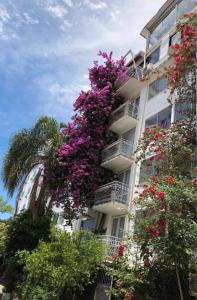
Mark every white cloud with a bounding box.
[110,9,120,22]
[48,83,89,103]
[63,0,73,7]
[0,5,10,22]
[85,0,107,10]
[22,13,39,24]
[60,19,72,31]
[47,5,68,18]
[0,5,11,36]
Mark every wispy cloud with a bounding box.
[84,0,108,10]
[0,5,11,38]
[46,5,68,18]
[63,0,73,7]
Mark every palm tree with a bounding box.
[2,116,63,219]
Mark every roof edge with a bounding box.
[140,0,176,39]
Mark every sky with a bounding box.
[0,0,166,209]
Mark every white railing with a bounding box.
[109,101,139,126]
[102,139,133,163]
[116,66,143,89]
[94,181,129,205]
[100,235,123,256]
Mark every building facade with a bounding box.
[73,0,197,298]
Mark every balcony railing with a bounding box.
[95,181,129,206]
[100,235,123,256]
[116,66,143,89]
[102,139,133,164]
[109,101,139,134]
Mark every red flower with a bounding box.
[149,156,154,161]
[166,176,176,185]
[140,190,147,197]
[143,257,150,266]
[173,43,180,49]
[175,55,182,64]
[117,244,125,257]
[151,176,158,183]
[192,180,197,185]
[147,226,160,237]
[157,191,165,199]
[160,201,168,209]
[154,147,160,153]
[148,186,156,194]
[124,292,133,300]
[157,154,163,160]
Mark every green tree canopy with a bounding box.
[21,229,107,300]
[0,196,13,214]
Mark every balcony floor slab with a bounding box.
[101,155,133,172]
[109,115,138,134]
[93,201,128,215]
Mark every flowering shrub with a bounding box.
[46,51,127,220]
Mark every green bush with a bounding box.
[21,229,107,300]
[4,210,51,292]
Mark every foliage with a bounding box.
[20,229,107,300]
[2,116,63,197]
[46,51,126,221]
[0,221,9,258]
[0,196,13,214]
[4,210,51,292]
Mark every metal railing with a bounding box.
[116,66,143,89]
[102,139,133,163]
[109,101,139,126]
[94,181,129,205]
[100,235,123,256]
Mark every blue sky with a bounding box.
[0,0,166,209]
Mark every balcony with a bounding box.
[116,66,144,99]
[109,101,138,134]
[100,235,123,256]
[93,181,129,215]
[101,139,134,172]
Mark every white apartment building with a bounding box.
[74,0,197,298]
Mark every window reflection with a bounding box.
[145,107,171,129]
[148,0,196,48]
[148,78,168,100]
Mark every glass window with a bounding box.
[122,128,135,144]
[81,218,95,231]
[139,159,158,185]
[149,7,176,47]
[148,0,196,48]
[174,102,191,121]
[177,0,196,20]
[118,169,130,186]
[148,78,168,100]
[145,107,171,129]
[169,31,181,46]
[111,218,118,237]
[111,217,125,238]
[147,47,160,65]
